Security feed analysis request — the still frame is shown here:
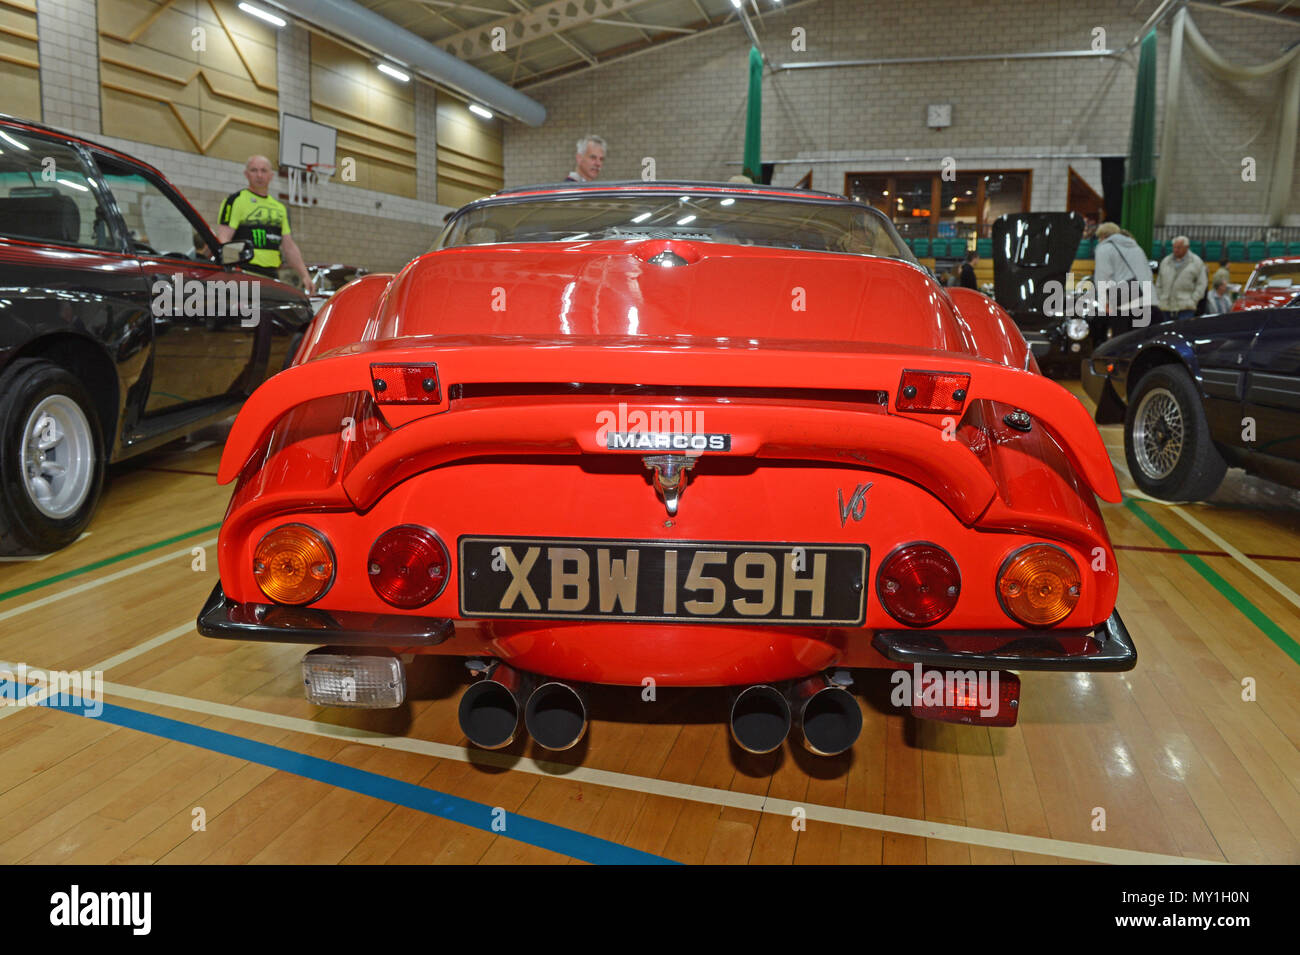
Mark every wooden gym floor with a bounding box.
[1,383,1297,865]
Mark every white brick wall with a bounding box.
[276,20,311,120]
[504,0,1300,225]
[37,0,100,131]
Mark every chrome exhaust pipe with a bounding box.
[524,680,589,751]
[458,662,528,750]
[788,674,862,757]
[729,684,792,754]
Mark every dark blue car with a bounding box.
[1084,300,1300,500]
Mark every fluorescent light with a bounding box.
[377,62,410,82]
[57,178,88,192]
[730,0,741,7]
[0,130,29,150]
[719,198,734,206]
[631,212,652,223]
[677,215,696,225]
[238,2,285,27]
[468,104,493,119]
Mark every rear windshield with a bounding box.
[437,193,915,261]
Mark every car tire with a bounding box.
[282,331,304,370]
[1124,363,1227,501]
[0,359,106,555]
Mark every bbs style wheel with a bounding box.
[0,359,106,555]
[1124,364,1226,501]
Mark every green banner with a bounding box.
[1122,29,1158,255]
[742,46,762,182]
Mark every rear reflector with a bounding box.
[998,543,1081,627]
[877,542,961,627]
[302,648,405,708]
[896,370,971,413]
[370,362,441,404]
[907,667,1020,727]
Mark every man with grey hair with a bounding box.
[566,135,605,182]
[1155,235,1206,321]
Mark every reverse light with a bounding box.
[302,648,405,708]
[896,370,970,413]
[997,543,1081,627]
[253,524,335,605]
[370,363,441,404]
[368,525,449,608]
[877,542,961,627]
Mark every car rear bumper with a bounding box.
[196,583,453,646]
[199,582,1134,675]
[872,608,1136,671]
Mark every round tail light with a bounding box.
[877,543,960,627]
[997,543,1081,627]
[253,524,335,605]
[368,525,449,608]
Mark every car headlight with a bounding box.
[1065,318,1090,341]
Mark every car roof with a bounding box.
[0,112,167,181]
[1255,256,1300,268]
[487,180,854,203]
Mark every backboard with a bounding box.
[279,113,336,171]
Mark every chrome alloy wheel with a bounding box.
[19,395,95,519]
[1132,386,1184,480]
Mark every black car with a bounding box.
[0,115,313,554]
[992,211,1099,375]
[1084,304,1300,501]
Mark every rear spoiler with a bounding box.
[218,338,1120,507]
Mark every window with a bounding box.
[0,128,115,249]
[846,170,1031,240]
[96,157,212,260]
[440,193,915,261]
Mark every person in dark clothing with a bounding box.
[960,250,979,290]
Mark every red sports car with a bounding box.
[1233,256,1300,310]
[198,181,1133,758]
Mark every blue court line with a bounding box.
[27,692,676,865]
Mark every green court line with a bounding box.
[1123,498,1300,667]
[0,522,221,604]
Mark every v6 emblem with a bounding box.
[837,482,872,527]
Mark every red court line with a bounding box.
[143,467,220,477]
[1114,543,1300,563]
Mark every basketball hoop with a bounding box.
[287,163,334,207]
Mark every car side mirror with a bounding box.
[220,240,253,268]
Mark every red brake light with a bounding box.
[368,525,450,608]
[876,542,960,627]
[370,363,441,404]
[896,370,970,413]
[908,668,1020,727]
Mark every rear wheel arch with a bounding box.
[8,334,120,455]
[1125,345,1190,402]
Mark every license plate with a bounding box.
[458,536,867,625]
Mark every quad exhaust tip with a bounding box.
[790,677,863,757]
[458,662,527,750]
[729,684,792,754]
[524,680,589,751]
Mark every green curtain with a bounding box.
[742,46,762,182]
[1122,29,1157,256]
